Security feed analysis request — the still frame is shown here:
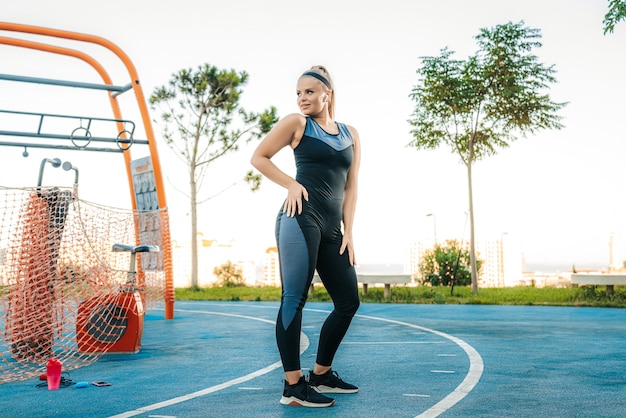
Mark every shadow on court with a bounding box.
[2,301,626,417]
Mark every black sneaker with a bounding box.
[309,369,359,394]
[280,376,335,407]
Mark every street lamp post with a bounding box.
[426,213,437,244]
[500,232,508,286]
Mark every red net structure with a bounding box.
[0,186,169,383]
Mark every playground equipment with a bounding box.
[0,22,174,383]
[76,243,159,354]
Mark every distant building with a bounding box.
[171,233,251,287]
[477,235,524,287]
[609,232,621,272]
[404,240,430,280]
[262,247,280,286]
[520,271,572,288]
[405,235,523,287]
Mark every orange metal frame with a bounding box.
[0,22,174,319]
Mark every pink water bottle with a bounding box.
[46,358,62,390]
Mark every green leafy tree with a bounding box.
[150,64,278,288]
[419,240,479,287]
[408,21,566,294]
[604,0,626,34]
[213,260,246,287]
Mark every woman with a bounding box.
[250,65,361,408]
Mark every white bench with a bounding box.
[570,273,626,294]
[311,274,413,298]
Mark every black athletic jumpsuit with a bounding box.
[275,117,360,372]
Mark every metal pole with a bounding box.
[426,213,437,244]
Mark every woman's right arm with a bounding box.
[250,113,308,217]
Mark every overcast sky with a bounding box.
[1,0,625,270]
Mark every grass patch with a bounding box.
[176,286,282,302]
[175,284,626,308]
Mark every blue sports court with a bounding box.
[2,300,626,417]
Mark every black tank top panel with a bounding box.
[294,117,354,225]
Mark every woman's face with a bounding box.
[296,76,329,116]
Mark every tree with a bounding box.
[419,240,479,288]
[408,21,566,294]
[604,0,626,34]
[213,260,245,287]
[150,64,278,288]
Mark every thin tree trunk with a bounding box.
[190,168,198,289]
[467,147,479,294]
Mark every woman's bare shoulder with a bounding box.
[276,113,307,147]
[343,123,360,140]
[279,113,306,127]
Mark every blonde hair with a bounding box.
[300,65,335,119]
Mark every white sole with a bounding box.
[312,385,359,394]
[280,395,335,407]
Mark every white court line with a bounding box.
[108,310,309,418]
[112,305,483,418]
[340,311,484,418]
[343,341,445,345]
